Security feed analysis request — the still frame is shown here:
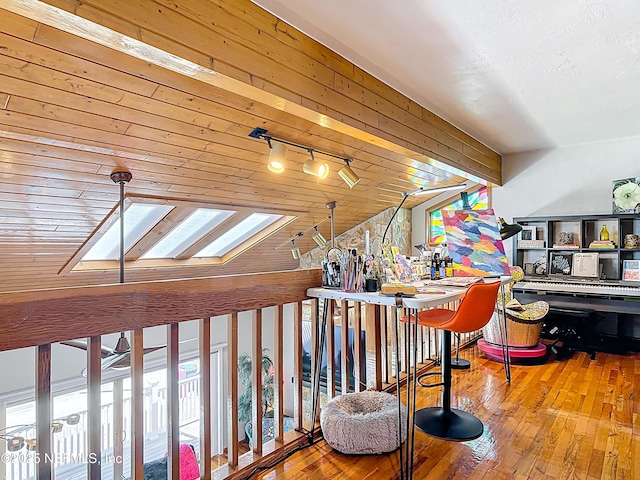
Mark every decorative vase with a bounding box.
[599,225,609,241]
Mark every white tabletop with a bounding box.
[307,276,510,309]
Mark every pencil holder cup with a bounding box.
[322,247,345,289]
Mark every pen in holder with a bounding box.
[322,247,345,289]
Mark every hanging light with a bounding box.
[302,150,330,179]
[338,159,360,188]
[267,140,287,174]
[290,239,301,259]
[312,226,327,247]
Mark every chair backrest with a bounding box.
[439,281,501,334]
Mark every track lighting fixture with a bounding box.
[249,127,358,185]
[290,239,301,259]
[274,217,331,253]
[312,226,327,247]
[338,159,360,188]
[302,150,330,179]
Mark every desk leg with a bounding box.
[310,299,329,441]
[498,284,511,383]
[393,307,405,480]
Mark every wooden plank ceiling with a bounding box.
[0,0,502,293]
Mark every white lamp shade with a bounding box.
[267,142,287,173]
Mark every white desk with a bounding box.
[307,277,511,480]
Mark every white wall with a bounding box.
[492,138,640,260]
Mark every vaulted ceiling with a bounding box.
[0,0,499,293]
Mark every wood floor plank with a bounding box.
[254,348,640,480]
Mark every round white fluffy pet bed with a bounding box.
[320,391,407,454]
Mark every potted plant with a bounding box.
[237,348,274,427]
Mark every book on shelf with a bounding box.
[552,244,580,249]
[517,240,545,248]
[588,240,615,249]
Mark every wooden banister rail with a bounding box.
[0,269,322,352]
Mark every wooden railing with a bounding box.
[0,269,480,480]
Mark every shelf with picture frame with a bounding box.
[513,213,640,281]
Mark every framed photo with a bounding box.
[524,263,535,275]
[612,177,640,214]
[520,226,536,241]
[622,260,640,281]
[549,252,573,276]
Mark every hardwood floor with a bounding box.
[254,346,639,479]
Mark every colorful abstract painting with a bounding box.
[442,209,510,277]
[430,187,488,244]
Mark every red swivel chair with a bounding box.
[402,280,501,441]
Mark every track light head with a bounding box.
[267,140,287,174]
[338,160,360,188]
[290,239,301,259]
[312,227,327,247]
[303,151,330,179]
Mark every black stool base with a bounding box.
[450,358,471,370]
[414,407,483,441]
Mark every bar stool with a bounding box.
[402,281,500,441]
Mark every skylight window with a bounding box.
[194,213,283,257]
[141,208,236,259]
[81,204,174,261]
[63,197,297,274]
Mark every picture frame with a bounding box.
[524,263,535,275]
[549,252,573,276]
[612,177,640,214]
[520,226,536,241]
[622,260,640,282]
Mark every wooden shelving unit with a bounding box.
[513,213,640,280]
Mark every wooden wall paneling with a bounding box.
[199,318,212,480]
[353,302,363,393]
[227,313,239,467]
[364,304,382,390]
[36,344,52,480]
[326,300,335,399]
[6,0,501,183]
[293,301,303,429]
[87,336,101,480]
[251,308,263,454]
[273,304,284,444]
[131,328,145,480]
[340,300,349,394]
[167,323,180,480]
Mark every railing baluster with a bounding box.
[200,318,212,480]
[87,336,101,480]
[274,305,284,443]
[365,304,382,390]
[353,302,363,392]
[293,301,303,429]
[113,378,124,480]
[167,323,180,480]
[340,300,349,394]
[36,344,52,480]
[131,328,144,479]
[251,309,263,453]
[227,313,239,467]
